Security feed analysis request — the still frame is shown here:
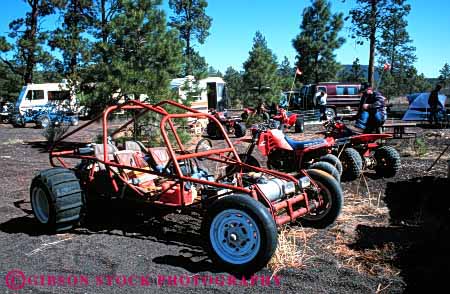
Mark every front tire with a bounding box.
[12,114,25,128]
[206,122,223,139]
[301,169,343,228]
[319,154,343,176]
[325,108,336,121]
[202,195,278,274]
[234,123,246,138]
[309,161,340,182]
[30,167,82,232]
[374,146,401,178]
[294,116,304,133]
[340,147,363,181]
[36,115,50,129]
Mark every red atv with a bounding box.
[272,108,305,133]
[206,109,246,139]
[228,122,343,182]
[30,99,343,274]
[242,107,305,133]
[320,119,401,181]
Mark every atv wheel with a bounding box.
[30,167,82,232]
[325,108,336,121]
[319,154,343,176]
[340,148,362,181]
[195,138,213,161]
[12,115,25,128]
[234,123,246,138]
[202,195,277,274]
[36,115,50,129]
[374,146,401,178]
[309,161,340,182]
[206,122,223,139]
[71,117,79,126]
[239,153,260,167]
[294,116,305,133]
[301,169,343,228]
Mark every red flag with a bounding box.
[383,62,391,72]
[296,68,303,76]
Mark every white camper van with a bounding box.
[15,83,77,115]
[170,76,227,113]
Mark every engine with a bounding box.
[267,149,297,172]
[242,173,297,202]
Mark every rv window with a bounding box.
[48,91,70,101]
[346,87,358,95]
[336,87,345,95]
[26,90,45,101]
[317,86,327,93]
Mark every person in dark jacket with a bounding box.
[428,84,442,125]
[355,83,386,133]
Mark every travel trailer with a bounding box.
[14,83,77,115]
[170,76,227,113]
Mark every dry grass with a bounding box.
[2,138,24,145]
[267,226,316,276]
[325,188,399,277]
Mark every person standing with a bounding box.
[428,84,442,126]
[315,91,327,120]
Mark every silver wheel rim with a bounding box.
[325,109,335,120]
[210,209,261,264]
[41,118,49,128]
[31,187,50,223]
[303,183,333,221]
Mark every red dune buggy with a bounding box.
[320,119,401,181]
[30,100,343,274]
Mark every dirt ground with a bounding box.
[0,120,449,293]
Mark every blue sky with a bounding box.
[1,0,449,78]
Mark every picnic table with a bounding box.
[382,122,417,139]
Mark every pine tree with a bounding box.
[168,0,212,76]
[83,0,183,113]
[377,1,415,75]
[439,63,450,87]
[349,0,405,87]
[339,58,365,83]
[49,0,94,78]
[278,56,294,91]
[207,66,222,77]
[293,0,345,84]
[242,31,281,106]
[0,0,59,84]
[0,63,21,101]
[223,66,243,108]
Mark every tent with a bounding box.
[402,92,447,121]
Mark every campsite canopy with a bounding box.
[402,92,447,121]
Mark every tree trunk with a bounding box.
[368,0,377,87]
[100,0,108,63]
[24,0,39,84]
[69,0,79,75]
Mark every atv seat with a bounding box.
[284,136,327,150]
[125,140,148,153]
[114,150,159,192]
[94,143,119,170]
[147,147,171,172]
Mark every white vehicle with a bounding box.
[15,83,78,115]
[170,76,227,113]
